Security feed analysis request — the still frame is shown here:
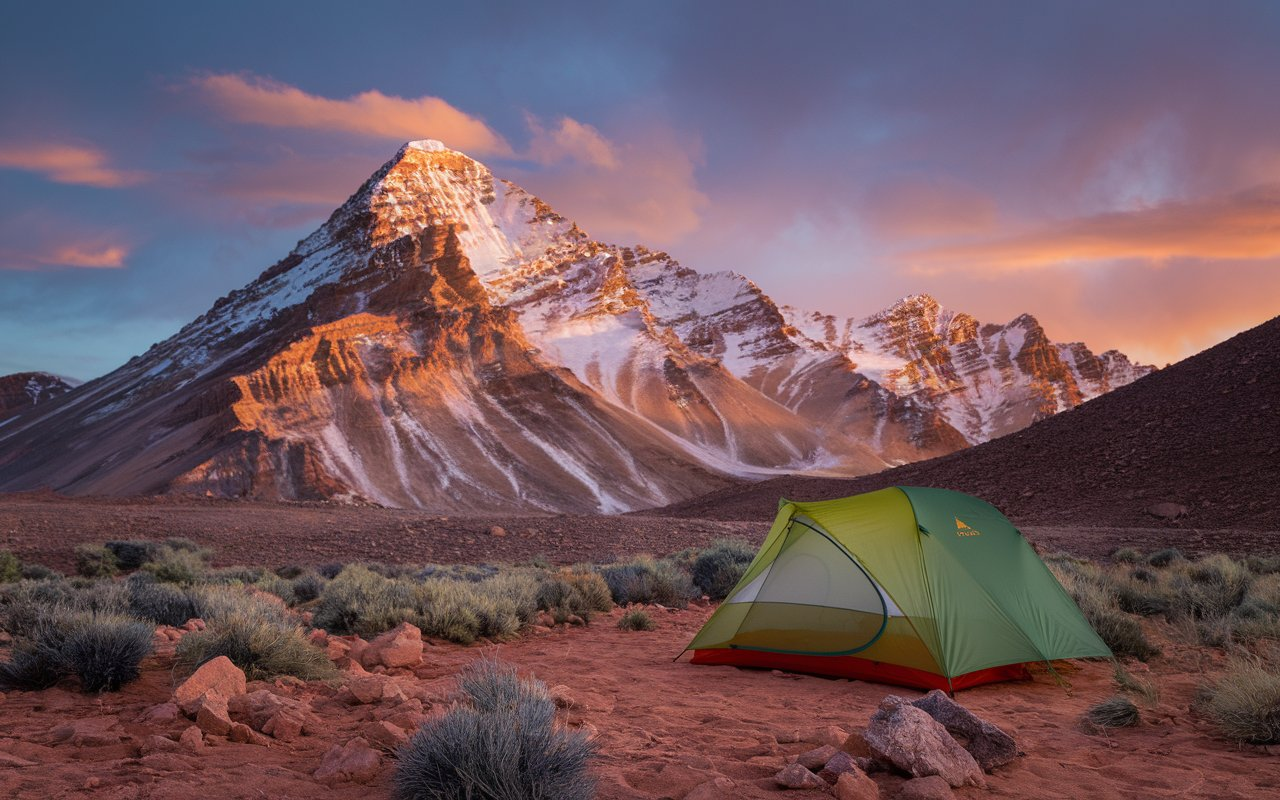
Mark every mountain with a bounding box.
[0,141,1150,512]
[656,314,1280,531]
[0,372,76,421]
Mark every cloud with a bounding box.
[191,73,511,155]
[525,114,618,168]
[0,212,130,270]
[1,240,129,270]
[861,178,997,239]
[0,143,147,188]
[903,184,1280,272]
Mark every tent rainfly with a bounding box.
[682,487,1111,691]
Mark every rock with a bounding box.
[549,684,576,709]
[361,720,409,751]
[179,725,204,752]
[833,768,881,800]
[898,775,955,800]
[138,702,181,725]
[565,614,585,626]
[842,730,872,757]
[239,689,317,741]
[1147,502,1188,521]
[775,762,826,790]
[819,750,860,783]
[488,526,507,537]
[911,689,1017,771]
[314,737,381,785]
[139,752,200,772]
[139,735,180,755]
[795,744,838,771]
[361,623,423,669]
[228,722,270,746]
[773,727,804,744]
[809,724,851,748]
[308,629,328,647]
[685,776,737,800]
[193,692,234,737]
[0,752,37,768]
[864,696,985,788]
[174,656,246,715]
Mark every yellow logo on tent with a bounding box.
[955,518,981,537]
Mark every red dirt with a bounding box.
[1,604,1276,799]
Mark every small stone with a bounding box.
[361,720,409,750]
[795,744,838,771]
[808,724,850,748]
[314,737,381,784]
[1147,502,1188,521]
[773,727,804,744]
[138,702,181,725]
[819,750,859,783]
[139,735,180,755]
[174,656,246,715]
[549,684,576,709]
[842,730,872,757]
[179,725,204,752]
[864,696,984,789]
[685,776,737,800]
[361,622,423,669]
[898,775,955,800]
[83,777,101,790]
[51,716,121,747]
[228,722,269,746]
[833,768,881,800]
[775,762,825,790]
[488,526,507,537]
[194,692,233,737]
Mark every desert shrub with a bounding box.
[394,658,594,800]
[317,562,346,579]
[1113,663,1160,706]
[1245,555,1280,575]
[618,609,655,631]
[291,572,325,604]
[163,537,204,554]
[537,568,613,623]
[1129,566,1158,584]
[599,557,696,608]
[1146,548,1184,568]
[418,564,500,583]
[1113,575,1171,616]
[105,540,159,570]
[20,563,61,581]
[1083,696,1140,732]
[253,574,297,606]
[415,581,512,644]
[275,564,305,580]
[74,544,119,578]
[1089,607,1160,661]
[691,539,755,600]
[188,583,293,628]
[1198,656,1280,744]
[1111,548,1142,564]
[0,550,21,583]
[127,576,198,626]
[312,565,414,637]
[1048,559,1160,660]
[205,566,267,585]
[0,610,152,693]
[364,562,423,580]
[176,610,334,681]
[141,545,208,584]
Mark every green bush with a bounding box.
[20,563,60,581]
[141,545,208,584]
[599,557,696,608]
[1198,656,1280,744]
[105,540,159,570]
[691,539,754,600]
[176,610,334,681]
[291,572,325,603]
[312,565,414,637]
[618,609,655,631]
[0,550,21,583]
[1111,548,1142,564]
[393,658,594,800]
[1083,696,1140,732]
[74,544,119,578]
[537,568,613,623]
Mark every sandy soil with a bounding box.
[1,603,1277,799]
[1,495,1273,578]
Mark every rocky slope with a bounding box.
[656,314,1280,531]
[0,372,76,421]
[0,141,1150,512]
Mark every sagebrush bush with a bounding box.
[691,539,754,600]
[1047,559,1159,660]
[0,609,152,692]
[291,572,325,604]
[126,576,198,626]
[537,568,613,623]
[617,609,655,631]
[1146,548,1184,568]
[1113,663,1160,706]
[394,658,594,800]
[599,557,696,608]
[75,544,119,578]
[141,545,208,584]
[105,540,159,570]
[1111,548,1142,564]
[20,563,60,581]
[0,550,21,583]
[1084,696,1140,731]
[176,610,334,681]
[312,565,414,637]
[1198,656,1280,744]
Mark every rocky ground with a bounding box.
[0,493,1271,575]
[1,602,1276,799]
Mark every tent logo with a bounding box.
[955,518,981,537]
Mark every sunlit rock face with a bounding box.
[0,142,1152,512]
[0,372,76,420]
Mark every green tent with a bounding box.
[683,487,1110,690]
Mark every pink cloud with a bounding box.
[861,178,997,239]
[525,114,618,168]
[0,143,147,188]
[191,73,512,156]
[0,212,131,270]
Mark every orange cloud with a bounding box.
[192,73,511,156]
[38,244,128,268]
[0,143,147,188]
[526,114,618,168]
[903,184,1280,272]
[862,178,997,239]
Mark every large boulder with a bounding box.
[360,622,423,669]
[911,689,1017,771]
[193,692,233,737]
[174,656,246,715]
[314,737,381,784]
[864,696,985,789]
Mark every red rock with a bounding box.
[228,722,269,746]
[51,716,121,747]
[898,776,955,800]
[819,750,860,783]
[776,762,825,790]
[314,737,381,784]
[194,692,233,737]
[139,735,180,755]
[685,776,736,800]
[549,684,576,709]
[178,726,204,752]
[174,656,246,715]
[809,724,851,748]
[361,622,423,669]
[833,768,881,800]
[361,720,409,750]
[864,696,984,789]
[795,744,838,771]
[842,730,872,757]
[137,702,180,724]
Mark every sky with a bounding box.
[2,1,1279,380]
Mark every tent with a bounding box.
[682,487,1110,691]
